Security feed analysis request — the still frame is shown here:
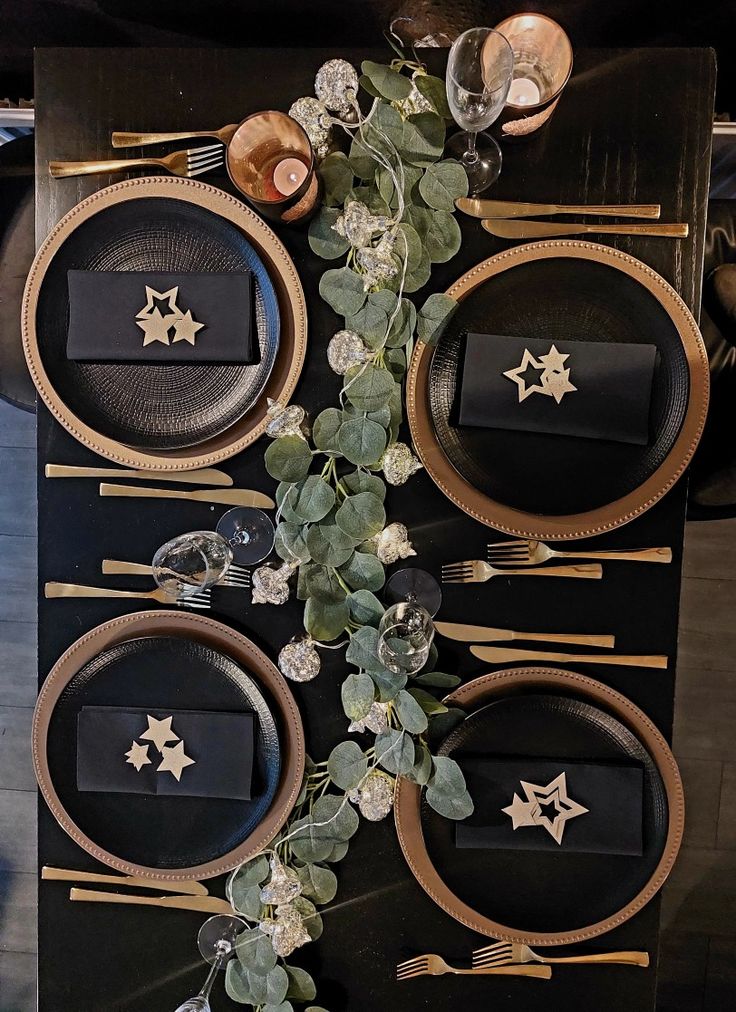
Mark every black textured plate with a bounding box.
[429,256,690,515]
[46,636,280,870]
[420,694,667,936]
[35,196,279,450]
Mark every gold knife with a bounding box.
[435,621,615,649]
[42,866,208,896]
[99,483,275,508]
[471,645,668,669]
[457,197,661,219]
[46,463,233,487]
[482,219,688,240]
[69,887,233,915]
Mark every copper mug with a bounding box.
[226,111,319,224]
[494,14,573,140]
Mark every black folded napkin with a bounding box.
[455,332,657,445]
[66,270,257,363]
[77,706,255,800]
[455,756,643,856]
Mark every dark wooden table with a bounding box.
[34,46,715,1011]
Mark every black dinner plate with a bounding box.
[421,694,668,935]
[429,256,690,515]
[46,636,281,869]
[35,196,280,450]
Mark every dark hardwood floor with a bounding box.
[0,398,733,1010]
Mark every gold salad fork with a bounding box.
[442,561,602,584]
[487,539,672,566]
[397,953,551,980]
[44,582,211,609]
[49,143,224,179]
[473,941,649,969]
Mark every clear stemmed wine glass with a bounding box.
[445,27,514,193]
[152,531,250,600]
[174,914,246,1012]
[377,598,436,675]
[215,507,276,566]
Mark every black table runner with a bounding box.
[34,46,715,1012]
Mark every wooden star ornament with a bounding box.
[140,714,180,753]
[157,740,196,782]
[172,309,206,345]
[125,740,151,772]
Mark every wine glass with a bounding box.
[445,27,514,193]
[174,913,246,1012]
[216,507,276,566]
[377,598,435,675]
[152,531,250,599]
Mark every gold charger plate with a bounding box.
[33,610,306,881]
[407,241,709,539]
[394,667,684,944]
[22,176,307,471]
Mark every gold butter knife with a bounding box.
[46,464,233,486]
[69,887,233,915]
[99,483,275,508]
[457,197,661,219]
[482,219,688,240]
[435,621,614,649]
[471,645,668,669]
[42,866,207,896]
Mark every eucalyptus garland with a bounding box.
[224,54,467,1011]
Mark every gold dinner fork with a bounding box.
[49,143,224,179]
[396,953,551,980]
[473,941,649,968]
[487,539,672,566]
[44,582,211,609]
[441,561,602,584]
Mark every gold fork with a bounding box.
[487,539,672,566]
[441,561,602,584]
[44,582,211,609]
[397,953,551,980]
[473,941,649,968]
[49,143,224,179]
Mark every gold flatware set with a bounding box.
[42,866,233,915]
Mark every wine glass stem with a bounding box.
[198,952,226,1000]
[464,131,479,165]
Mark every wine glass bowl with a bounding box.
[152,531,233,599]
[377,600,435,675]
[215,507,276,566]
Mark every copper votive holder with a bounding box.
[494,13,573,140]
[226,111,319,224]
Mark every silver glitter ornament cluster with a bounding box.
[349,770,394,821]
[278,638,322,683]
[315,59,359,116]
[381,442,423,485]
[259,855,302,906]
[348,701,389,735]
[259,903,311,958]
[265,398,308,440]
[356,234,399,290]
[327,330,368,375]
[288,96,332,159]
[332,200,390,249]
[396,74,434,117]
[251,562,295,605]
[368,522,416,565]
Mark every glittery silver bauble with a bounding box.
[260,855,303,906]
[349,701,389,734]
[356,236,399,290]
[259,903,311,958]
[327,330,368,375]
[315,59,359,116]
[349,770,394,821]
[288,96,332,159]
[370,522,416,565]
[265,398,307,440]
[332,200,390,249]
[278,638,321,682]
[381,442,423,485]
[251,562,295,605]
[395,75,434,117]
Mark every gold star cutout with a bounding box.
[519,773,589,845]
[537,343,569,373]
[542,367,577,404]
[136,286,180,319]
[501,792,539,829]
[503,348,547,402]
[172,309,206,345]
[157,740,196,781]
[125,740,151,772]
[135,308,177,347]
[140,714,180,753]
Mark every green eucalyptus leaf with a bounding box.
[304,564,347,604]
[358,73,382,100]
[319,266,367,317]
[413,670,461,688]
[289,815,339,863]
[289,475,336,522]
[418,160,468,211]
[311,794,360,842]
[361,60,413,101]
[275,481,303,524]
[347,588,385,627]
[292,895,323,940]
[295,862,338,905]
[312,407,344,452]
[400,111,445,166]
[347,185,390,216]
[236,928,278,974]
[426,786,474,820]
[263,1003,294,1012]
[417,292,458,344]
[284,964,318,1003]
[385,347,406,379]
[341,469,387,501]
[338,550,385,592]
[377,163,423,209]
[370,666,407,701]
[335,492,386,540]
[421,641,439,672]
[338,415,387,466]
[408,686,448,716]
[274,521,311,564]
[427,706,466,744]
[327,740,369,790]
[395,688,429,733]
[323,840,349,864]
[226,960,257,1004]
[304,596,349,642]
[229,882,263,919]
[386,297,416,347]
[394,221,423,272]
[349,135,377,180]
[405,203,433,239]
[248,965,290,1006]
[341,671,376,720]
[387,381,403,441]
[375,728,415,775]
[403,248,431,293]
[296,559,315,601]
[346,289,396,348]
[343,401,391,427]
[229,853,269,891]
[409,740,433,785]
[264,436,312,483]
[428,755,468,797]
[365,101,404,151]
[345,363,395,412]
[308,207,351,259]
[306,1008,331,1012]
[345,625,383,672]
[414,73,452,117]
[306,522,356,567]
[425,210,462,263]
[318,151,354,207]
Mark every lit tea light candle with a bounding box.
[272,157,309,197]
[508,77,541,106]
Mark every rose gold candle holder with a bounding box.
[494,14,573,140]
[226,111,319,224]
